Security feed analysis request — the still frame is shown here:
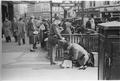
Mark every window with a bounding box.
[104,1,110,5]
[90,1,92,7]
[90,1,96,7]
[93,1,95,7]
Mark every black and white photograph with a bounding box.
[1,0,120,80]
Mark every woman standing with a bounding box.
[12,17,18,42]
[17,18,26,45]
[3,18,12,42]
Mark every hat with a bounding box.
[53,20,61,25]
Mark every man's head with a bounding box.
[58,39,70,50]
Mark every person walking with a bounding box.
[3,18,12,42]
[48,18,64,65]
[17,18,26,45]
[12,17,18,42]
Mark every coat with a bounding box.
[61,22,72,34]
[3,20,12,37]
[48,24,63,46]
[17,21,25,39]
[27,21,36,44]
[68,43,89,66]
[27,21,35,37]
[12,21,18,36]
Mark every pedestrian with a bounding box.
[86,18,91,29]
[3,18,12,42]
[90,14,95,30]
[48,17,64,65]
[40,19,49,48]
[12,17,18,42]
[61,21,72,34]
[27,17,38,52]
[17,18,26,45]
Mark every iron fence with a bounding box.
[56,33,99,61]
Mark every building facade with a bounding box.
[84,1,120,18]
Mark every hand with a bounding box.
[62,37,65,40]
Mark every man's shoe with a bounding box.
[30,49,35,52]
[51,62,57,65]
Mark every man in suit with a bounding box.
[48,17,64,65]
[27,17,37,52]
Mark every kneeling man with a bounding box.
[59,40,90,69]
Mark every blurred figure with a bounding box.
[17,18,26,45]
[40,19,49,48]
[27,17,38,52]
[12,17,18,42]
[62,22,72,34]
[86,18,91,29]
[90,14,95,30]
[48,18,64,65]
[3,18,12,42]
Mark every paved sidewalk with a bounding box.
[2,37,98,80]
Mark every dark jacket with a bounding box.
[48,24,63,46]
[27,21,35,37]
[86,20,91,29]
[68,43,89,66]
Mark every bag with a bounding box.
[60,60,72,68]
[40,24,45,30]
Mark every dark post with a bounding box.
[50,1,52,24]
[78,1,80,17]
[64,9,67,18]
[81,1,85,27]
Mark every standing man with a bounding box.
[3,18,12,42]
[90,14,95,30]
[17,18,26,45]
[27,17,37,52]
[48,18,64,65]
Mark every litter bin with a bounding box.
[92,52,98,67]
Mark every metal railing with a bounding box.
[56,33,99,61]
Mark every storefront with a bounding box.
[2,1,14,22]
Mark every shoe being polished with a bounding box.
[51,62,57,65]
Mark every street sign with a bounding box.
[60,3,74,7]
[61,1,75,10]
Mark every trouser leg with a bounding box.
[14,36,17,42]
[8,36,11,42]
[23,38,25,44]
[6,37,9,42]
[50,45,56,65]
[18,35,21,45]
